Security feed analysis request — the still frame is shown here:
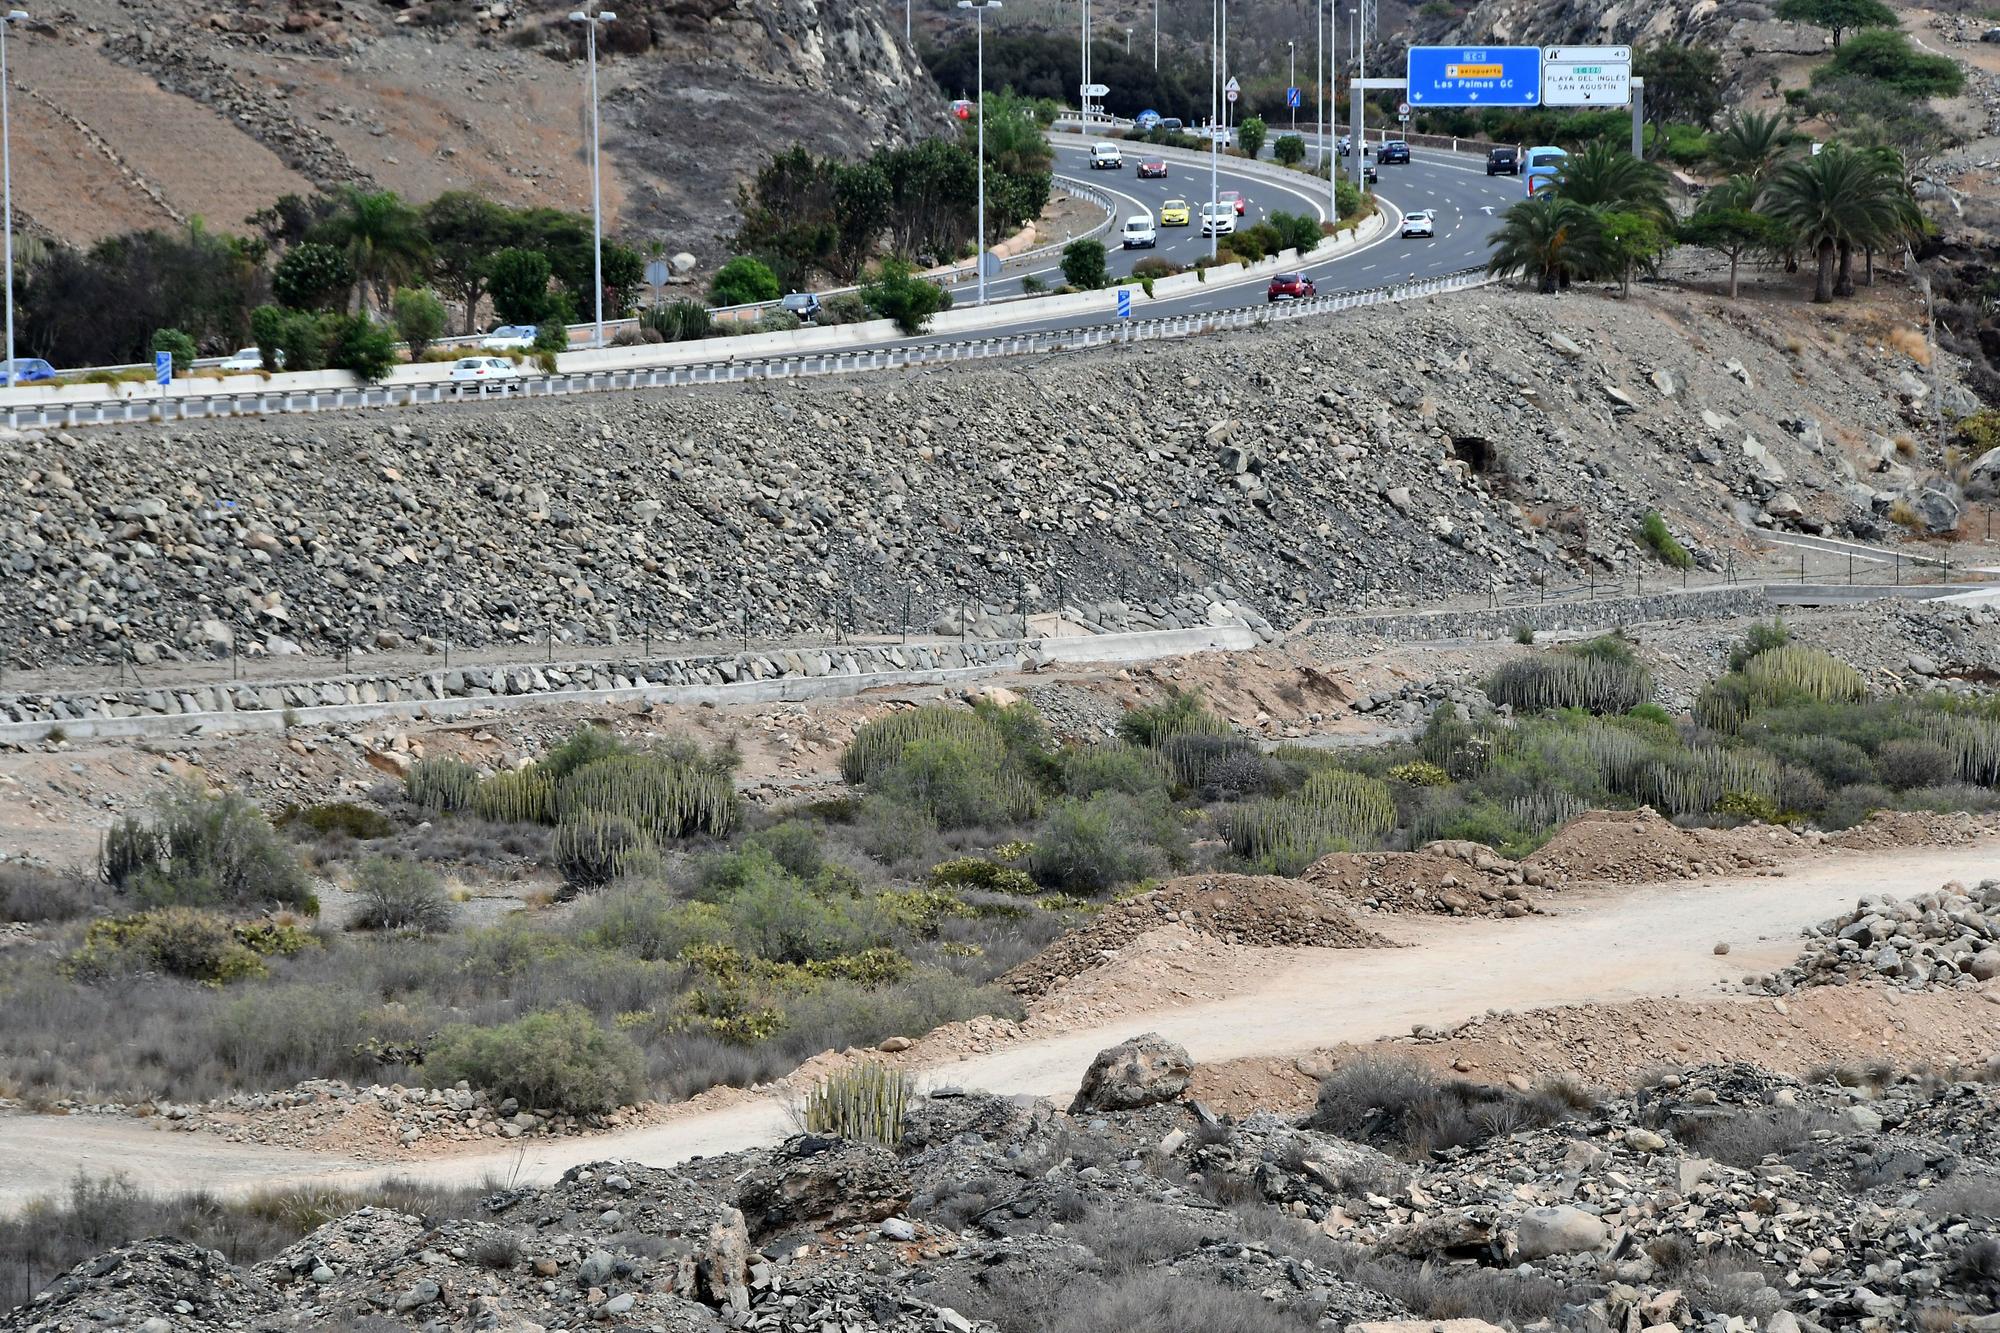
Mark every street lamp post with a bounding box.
[568,6,616,349]
[1152,0,1158,69]
[1288,39,1296,136]
[1125,25,1132,54]
[1208,0,1219,260]
[1,10,26,389]
[959,0,1002,306]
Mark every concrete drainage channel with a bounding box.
[0,623,1271,746]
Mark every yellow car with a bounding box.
[1160,198,1191,227]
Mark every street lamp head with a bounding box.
[567,9,585,19]
[5,11,26,20]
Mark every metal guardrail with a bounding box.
[3,269,1492,430]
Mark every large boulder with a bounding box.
[736,1135,912,1239]
[1069,1032,1195,1113]
[1965,448,2000,501]
[1515,1205,1610,1260]
[1905,475,1964,534]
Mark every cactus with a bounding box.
[1747,645,1864,705]
[1925,712,2000,786]
[406,757,480,815]
[841,706,998,786]
[555,752,738,840]
[1227,768,1394,872]
[1485,653,1652,715]
[1509,788,1587,835]
[473,767,556,825]
[803,1062,914,1146]
[550,812,655,888]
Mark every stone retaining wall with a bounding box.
[1312,585,1774,644]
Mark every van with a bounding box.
[1523,145,1569,196]
[1121,215,1158,249]
[1089,141,1124,169]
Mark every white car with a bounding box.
[1120,215,1158,249]
[1199,202,1236,236]
[218,347,282,372]
[478,324,539,352]
[1089,141,1123,170]
[1402,209,1436,239]
[450,356,521,388]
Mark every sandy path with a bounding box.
[0,842,1988,1212]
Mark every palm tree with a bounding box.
[1765,145,1914,302]
[315,188,431,314]
[1548,141,1674,231]
[1486,196,1605,294]
[1707,110,1791,184]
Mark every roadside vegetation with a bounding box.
[4,627,1999,1120]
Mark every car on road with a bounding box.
[1524,145,1569,196]
[1218,189,1245,216]
[1161,117,1184,132]
[1401,209,1436,239]
[1266,272,1316,302]
[479,324,539,351]
[450,356,522,388]
[1160,198,1191,226]
[1136,158,1168,179]
[1486,145,1519,176]
[1337,135,1353,155]
[1362,162,1379,185]
[0,357,54,383]
[779,292,823,323]
[219,347,282,372]
[1089,141,1123,169]
[1121,215,1158,249]
[1379,140,1411,164]
[1199,202,1236,236]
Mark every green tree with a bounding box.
[486,247,553,324]
[1776,0,1899,49]
[273,241,353,311]
[311,188,431,314]
[1598,210,1671,297]
[733,146,839,288]
[1679,180,1791,298]
[1486,196,1605,293]
[1765,144,1916,301]
[709,255,782,307]
[599,241,646,318]
[1815,28,1965,98]
[1549,141,1673,231]
[879,138,980,261]
[251,304,329,372]
[1633,43,1724,148]
[150,327,197,373]
[1707,110,1792,184]
[1237,115,1268,160]
[1273,133,1307,167]
[421,191,516,334]
[327,314,396,382]
[1060,237,1109,290]
[861,259,949,336]
[391,287,446,360]
[832,161,892,281]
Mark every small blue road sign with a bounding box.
[1117,289,1132,319]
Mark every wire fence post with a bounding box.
[1726,552,1734,585]
[1588,568,1595,601]
[1054,571,1065,637]
[740,599,749,651]
[1847,552,1853,587]
[1945,552,1952,587]
[901,588,911,645]
[1896,552,1902,587]
[546,626,555,663]
[1798,551,1805,586]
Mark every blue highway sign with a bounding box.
[1117,289,1132,320]
[154,352,172,385]
[1286,86,1301,108]
[1406,46,1541,106]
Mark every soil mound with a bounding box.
[1828,809,1991,851]
[1301,843,1546,917]
[1521,807,1804,885]
[1002,874,1391,1000]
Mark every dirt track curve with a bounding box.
[0,842,1990,1212]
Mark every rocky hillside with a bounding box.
[1,283,1979,668]
[12,1031,2000,1332]
[9,0,937,258]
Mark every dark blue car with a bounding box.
[1,358,54,383]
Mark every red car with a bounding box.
[1267,272,1316,302]
[1136,158,1168,179]
[1219,189,1246,216]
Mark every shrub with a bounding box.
[405,758,480,815]
[1816,28,1964,98]
[1486,650,1652,715]
[872,735,1038,831]
[1309,1054,1585,1159]
[1061,238,1109,291]
[274,801,394,841]
[860,259,949,336]
[1268,210,1322,254]
[550,813,654,889]
[1028,791,1185,894]
[1273,133,1307,166]
[104,783,315,913]
[842,706,996,786]
[150,328,197,374]
[391,287,446,361]
[349,855,454,933]
[927,856,1037,896]
[0,864,100,922]
[1638,510,1692,569]
[68,907,309,984]
[1061,742,1169,798]
[553,750,738,840]
[1117,687,1228,747]
[1227,769,1396,874]
[1876,738,1956,791]
[326,314,397,383]
[427,1004,645,1115]
[251,304,330,372]
[273,241,353,311]
[753,309,802,334]
[1727,620,1790,672]
[819,292,869,325]
[641,298,713,342]
[532,319,567,372]
[1388,760,1451,788]
[722,866,889,964]
[1130,256,1183,281]
[1698,646,1866,731]
[708,255,782,307]
[802,1062,913,1146]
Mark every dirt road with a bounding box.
[1,843,1988,1212]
